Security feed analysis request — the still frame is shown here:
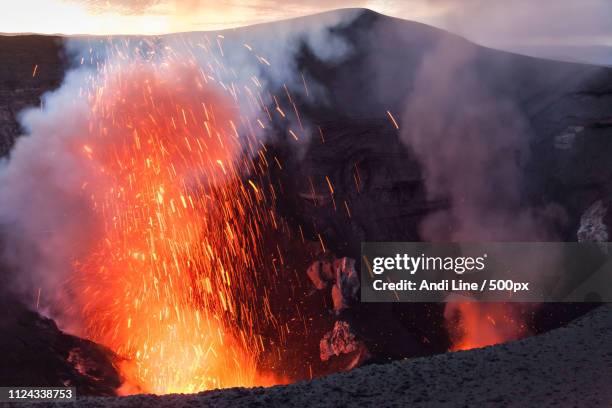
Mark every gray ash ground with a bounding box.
[17,304,612,408]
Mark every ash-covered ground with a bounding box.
[15,304,612,408]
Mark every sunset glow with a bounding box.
[1,0,445,35]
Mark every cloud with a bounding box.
[408,0,612,47]
[78,0,367,21]
[82,0,162,14]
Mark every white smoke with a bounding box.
[396,32,568,347]
[400,37,564,242]
[0,69,101,317]
[0,10,360,322]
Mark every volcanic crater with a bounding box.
[0,8,611,405]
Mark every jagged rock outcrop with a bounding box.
[307,256,359,314]
[577,199,609,242]
[319,320,368,370]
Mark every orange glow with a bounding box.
[445,303,528,351]
[65,60,278,394]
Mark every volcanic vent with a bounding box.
[69,62,280,393]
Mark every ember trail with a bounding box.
[64,60,278,394]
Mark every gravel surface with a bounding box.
[16,304,612,408]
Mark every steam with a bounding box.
[0,69,99,317]
[398,36,564,347]
[401,37,562,242]
[428,0,612,59]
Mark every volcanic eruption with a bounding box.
[69,60,278,393]
[1,41,290,393]
[0,8,610,403]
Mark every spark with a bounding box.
[387,110,400,129]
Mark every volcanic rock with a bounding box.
[577,199,609,242]
[307,256,359,313]
[0,35,66,156]
[554,126,584,150]
[306,259,334,290]
[319,320,369,371]
[319,321,365,360]
[330,257,359,314]
[0,296,121,396]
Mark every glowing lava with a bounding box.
[66,60,276,394]
[445,303,528,351]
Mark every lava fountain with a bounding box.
[61,60,276,394]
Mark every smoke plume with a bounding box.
[399,36,564,348]
[0,69,98,316]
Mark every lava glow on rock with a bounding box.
[63,58,279,394]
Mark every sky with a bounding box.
[1,0,611,63]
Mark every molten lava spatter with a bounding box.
[66,61,276,394]
[445,303,528,351]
